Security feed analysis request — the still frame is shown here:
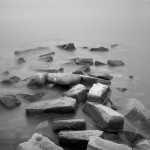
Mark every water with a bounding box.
[0,0,150,149]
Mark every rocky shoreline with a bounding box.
[0,43,150,150]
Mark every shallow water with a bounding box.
[0,0,150,149]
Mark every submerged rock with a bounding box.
[108,60,125,66]
[73,57,94,65]
[1,76,21,85]
[26,97,77,115]
[17,57,26,64]
[83,102,124,132]
[111,44,119,48]
[117,87,128,92]
[95,60,106,66]
[90,47,109,52]
[57,43,76,50]
[17,93,45,102]
[133,139,150,150]
[63,84,87,102]
[58,130,103,149]
[53,119,86,132]
[89,72,113,80]
[87,83,111,104]
[0,94,21,109]
[87,136,132,150]
[17,133,63,150]
[39,52,55,58]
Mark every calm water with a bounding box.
[0,0,150,149]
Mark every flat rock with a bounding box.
[87,83,111,104]
[108,60,125,66]
[87,136,132,150]
[39,56,53,62]
[63,84,87,102]
[73,57,94,65]
[53,119,86,132]
[17,133,63,150]
[72,70,84,75]
[89,72,113,80]
[58,130,103,149]
[26,96,77,115]
[133,139,150,150]
[0,94,21,109]
[83,102,124,132]
[39,52,55,58]
[95,61,107,66]
[47,73,81,86]
[57,43,76,50]
[90,47,108,52]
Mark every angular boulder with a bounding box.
[133,139,150,150]
[0,94,21,109]
[26,97,77,115]
[83,102,124,132]
[58,130,103,149]
[53,119,86,132]
[57,43,75,50]
[87,136,132,150]
[63,84,87,102]
[107,60,125,66]
[87,83,111,104]
[73,57,94,65]
[17,133,63,150]
[90,47,108,52]
[89,72,113,80]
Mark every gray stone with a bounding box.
[87,136,132,150]
[73,57,94,65]
[90,47,109,52]
[1,76,21,85]
[53,119,86,132]
[17,133,63,150]
[95,61,106,66]
[0,94,21,109]
[108,60,125,66]
[133,139,150,150]
[111,44,119,48]
[72,70,84,75]
[83,102,124,132]
[87,83,111,104]
[58,130,103,149]
[63,84,87,102]
[79,65,90,72]
[58,43,75,50]
[26,97,77,115]
[17,57,26,64]
[39,56,53,62]
[89,72,113,80]
[39,52,55,58]
[117,88,128,92]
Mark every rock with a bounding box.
[53,119,86,132]
[26,96,77,115]
[73,57,94,65]
[47,73,81,86]
[17,57,26,64]
[82,46,88,49]
[63,84,87,102]
[58,67,64,73]
[129,75,134,79]
[35,69,57,73]
[133,139,150,150]
[15,47,49,55]
[90,47,109,52]
[27,73,48,88]
[83,102,124,132]
[89,72,113,80]
[57,43,76,50]
[108,60,125,66]
[0,94,21,109]
[17,93,45,102]
[58,130,103,149]
[111,44,119,48]
[39,56,53,62]
[2,71,9,75]
[95,61,106,66]
[87,136,132,150]
[117,88,128,92]
[36,120,49,130]
[72,70,84,75]
[17,133,63,150]
[87,83,111,104]
[79,65,90,72]
[39,52,55,58]
[1,76,21,85]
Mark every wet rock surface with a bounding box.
[17,133,63,150]
[90,47,109,52]
[89,72,113,80]
[53,119,86,132]
[83,102,124,132]
[26,96,77,115]
[0,94,21,109]
[108,59,125,66]
[58,130,103,149]
[87,136,132,150]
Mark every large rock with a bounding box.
[87,83,111,104]
[87,136,132,150]
[57,43,76,50]
[26,97,77,115]
[53,119,86,132]
[89,72,113,80]
[107,60,125,66]
[63,84,87,102]
[58,130,103,149]
[47,73,81,86]
[17,133,63,150]
[83,102,124,132]
[0,94,21,109]
[73,57,94,65]
[133,139,150,150]
[90,47,108,52]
